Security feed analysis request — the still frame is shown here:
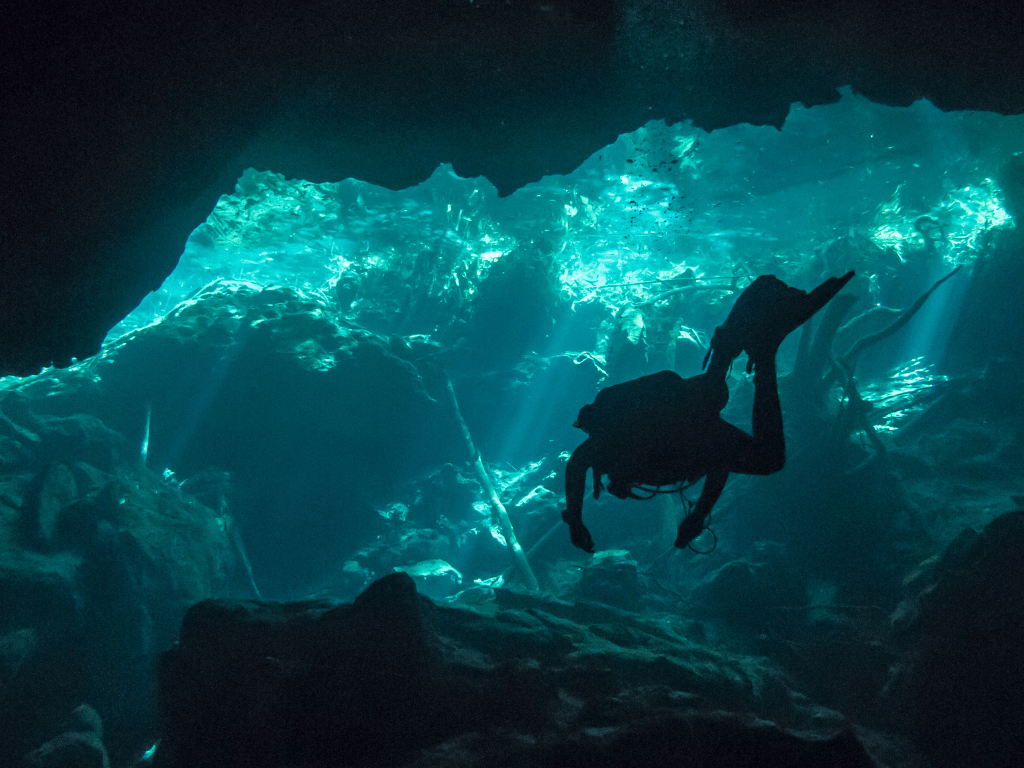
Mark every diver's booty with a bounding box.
[706,271,854,371]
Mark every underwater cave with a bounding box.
[3,2,1024,768]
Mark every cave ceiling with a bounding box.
[1,0,1022,376]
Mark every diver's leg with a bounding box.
[707,273,856,473]
[729,352,786,475]
[562,439,596,553]
[748,352,786,473]
[676,275,857,550]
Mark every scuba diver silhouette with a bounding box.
[562,271,855,553]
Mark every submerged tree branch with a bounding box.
[443,376,540,591]
[841,266,962,368]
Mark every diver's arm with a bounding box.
[675,468,728,548]
[562,439,596,553]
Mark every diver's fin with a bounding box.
[705,271,855,371]
[800,270,857,327]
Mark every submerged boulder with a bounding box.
[23,704,109,768]
[395,558,464,600]
[574,548,647,610]
[0,402,250,766]
[18,463,80,551]
[155,573,898,768]
[887,509,1024,768]
[157,572,442,768]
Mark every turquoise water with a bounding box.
[116,88,1014,341]
[1,86,1023,767]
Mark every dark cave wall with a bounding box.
[2,0,1023,376]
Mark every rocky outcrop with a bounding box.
[23,705,110,768]
[155,571,896,768]
[0,398,246,767]
[887,510,1024,768]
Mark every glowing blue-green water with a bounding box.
[113,88,1018,340]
